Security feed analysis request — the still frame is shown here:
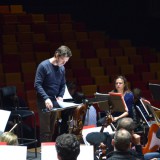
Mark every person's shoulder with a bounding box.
[40,59,49,65]
[107,151,138,160]
[38,59,50,69]
[126,91,134,97]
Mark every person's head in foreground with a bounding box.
[116,117,136,134]
[0,132,18,145]
[55,133,80,160]
[113,128,131,152]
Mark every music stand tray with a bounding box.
[149,83,160,101]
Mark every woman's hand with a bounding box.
[113,116,119,122]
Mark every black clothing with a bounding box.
[107,145,144,160]
[86,132,113,151]
[107,151,143,160]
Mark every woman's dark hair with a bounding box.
[113,75,130,93]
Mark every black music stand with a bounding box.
[94,93,110,112]
[135,99,151,127]
[109,92,127,113]
[95,92,126,113]
[149,83,160,101]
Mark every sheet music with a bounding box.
[0,109,11,133]
[63,85,73,99]
[57,100,81,108]
[94,92,109,96]
[42,100,81,112]
[0,146,27,160]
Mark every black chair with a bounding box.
[0,86,38,157]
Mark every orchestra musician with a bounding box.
[55,133,80,160]
[87,118,144,160]
[97,75,134,127]
[34,45,72,143]
[82,76,135,156]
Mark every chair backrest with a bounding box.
[0,86,18,110]
[0,86,16,97]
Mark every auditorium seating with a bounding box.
[93,75,110,85]
[89,67,105,77]
[10,5,24,14]
[129,55,143,65]
[110,48,123,57]
[118,39,132,48]
[100,57,115,67]
[105,65,120,76]
[96,48,110,58]
[115,56,129,66]
[123,47,137,56]
[149,63,160,72]
[0,5,10,14]
[17,24,31,32]
[81,85,97,97]
[0,8,160,112]
[85,58,100,68]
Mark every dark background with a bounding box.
[1,0,160,49]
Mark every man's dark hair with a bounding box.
[114,129,131,152]
[55,45,72,57]
[116,117,136,133]
[55,133,80,160]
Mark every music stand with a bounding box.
[149,83,160,101]
[94,92,127,113]
[135,98,151,127]
[141,99,159,126]
[94,93,110,112]
[109,92,127,113]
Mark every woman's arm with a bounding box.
[113,111,128,122]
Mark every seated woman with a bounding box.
[83,76,134,158]
[97,75,134,127]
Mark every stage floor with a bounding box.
[27,147,41,160]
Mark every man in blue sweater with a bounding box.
[34,45,72,142]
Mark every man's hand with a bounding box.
[56,97,63,101]
[99,142,107,156]
[132,133,141,145]
[45,98,53,110]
